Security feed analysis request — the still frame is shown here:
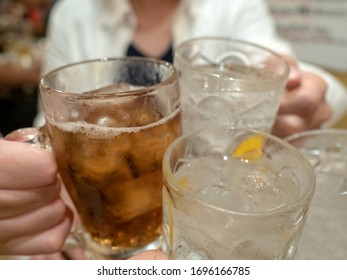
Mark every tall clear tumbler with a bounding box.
[9,58,182,259]
[286,129,347,259]
[174,37,289,133]
[162,127,315,259]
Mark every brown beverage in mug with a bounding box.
[35,58,181,258]
[46,95,181,250]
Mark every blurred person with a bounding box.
[1,0,346,259]
[34,0,347,137]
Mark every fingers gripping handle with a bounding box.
[4,127,82,258]
[4,127,51,151]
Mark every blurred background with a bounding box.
[0,0,52,135]
[267,0,347,127]
[1,0,347,136]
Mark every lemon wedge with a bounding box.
[233,134,263,160]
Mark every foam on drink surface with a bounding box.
[50,107,181,138]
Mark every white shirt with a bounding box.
[42,0,292,73]
[35,0,347,127]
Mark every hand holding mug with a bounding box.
[0,139,72,255]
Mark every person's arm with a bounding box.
[0,60,40,88]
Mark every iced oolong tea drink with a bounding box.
[38,57,181,258]
[162,127,315,260]
[47,96,181,251]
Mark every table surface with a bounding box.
[295,190,347,259]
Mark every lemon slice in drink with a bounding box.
[233,134,263,160]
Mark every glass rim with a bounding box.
[284,128,347,142]
[40,56,178,99]
[174,36,290,82]
[163,126,316,216]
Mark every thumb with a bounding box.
[282,55,302,90]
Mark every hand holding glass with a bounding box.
[6,57,181,259]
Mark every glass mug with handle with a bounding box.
[6,57,182,259]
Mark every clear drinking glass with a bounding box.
[7,57,182,259]
[286,129,347,259]
[162,126,315,259]
[174,37,289,133]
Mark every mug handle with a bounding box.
[4,127,83,258]
[4,127,49,148]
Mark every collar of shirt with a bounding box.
[95,0,135,31]
[95,0,206,34]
